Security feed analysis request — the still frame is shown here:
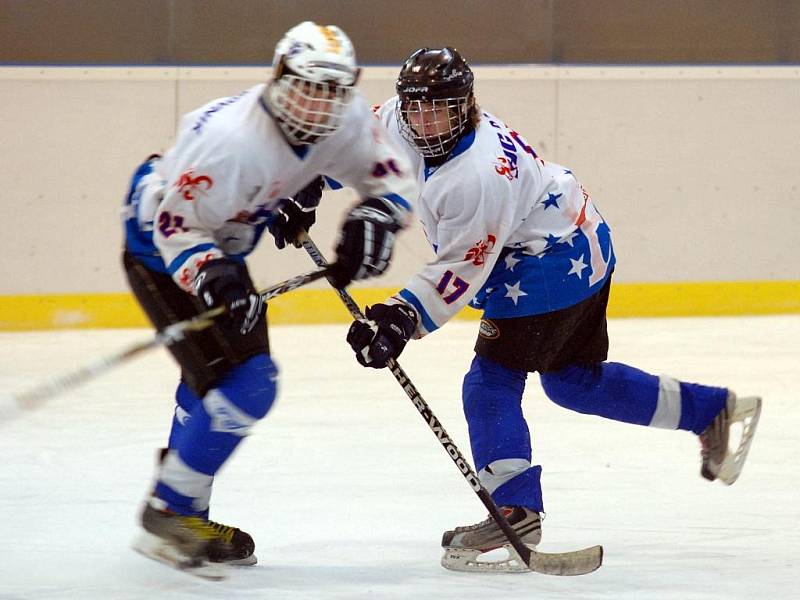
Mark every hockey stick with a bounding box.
[298,232,602,576]
[0,267,331,422]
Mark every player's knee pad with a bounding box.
[168,382,200,448]
[174,381,199,422]
[203,354,278,436]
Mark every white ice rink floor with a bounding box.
[1,316,798,600]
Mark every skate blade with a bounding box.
[441,544,531,573]
[132,532,226,581]
[221,554,258,566]
[718,395,762,485]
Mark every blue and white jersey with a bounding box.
[376,97,615,336]
[122,83,417,292]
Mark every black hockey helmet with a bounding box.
[395,47,476,157]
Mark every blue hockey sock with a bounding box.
[166,381,200,450]
[539,362,728,434]
[463,355,544,511]
[156,354,278,515]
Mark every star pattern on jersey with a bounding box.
[543,192,562,210]
[557,231,578,247]
[504,253,522,271]
[504,281,528,305]
[563,169,573,176]
[568,254,589,279]
[490,227,608,313]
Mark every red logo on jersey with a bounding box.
[494,156,518,181]
[174,170,213,201]
[178,252,217,289]
[464,235,496,266]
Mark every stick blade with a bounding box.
[527,545,604,576]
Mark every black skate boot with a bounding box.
[441,506,542,572]
[204,518,256,565]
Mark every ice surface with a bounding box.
[1,316,798,599]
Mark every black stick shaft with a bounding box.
[299,234,533,565]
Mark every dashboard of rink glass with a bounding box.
[0,65,797,330]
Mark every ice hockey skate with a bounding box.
[132,500,256,580]
[441,506,542,573]
[699,391,762,485]
[152,448,258,566]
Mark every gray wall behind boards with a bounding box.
[2,0,799,65]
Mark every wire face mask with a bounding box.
[268,74,355,145]
[396,96,470,158]
[265,21,360,145]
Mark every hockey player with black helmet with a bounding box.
[122,22,417,577]
[346,47,761,572]
[393,47,478,158]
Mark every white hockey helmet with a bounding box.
[265,21,360,145]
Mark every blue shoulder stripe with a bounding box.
[382,193,412,213]
[166,243,217,275]
[398,289,438,334]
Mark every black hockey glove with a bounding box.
[268,176,324,249]
[346,303,417,369]
[329,197,405,289]
[195,259,263,335]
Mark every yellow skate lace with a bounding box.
[176,516,227,542]
[207,520,236,544]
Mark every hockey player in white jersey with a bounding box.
[122,22,417,577]
[346,47,762,572]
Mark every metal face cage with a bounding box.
[396,96,470,158]
[268,74,355,145]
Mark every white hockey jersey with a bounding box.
[123,84,417,291]
[376,97,615,337]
